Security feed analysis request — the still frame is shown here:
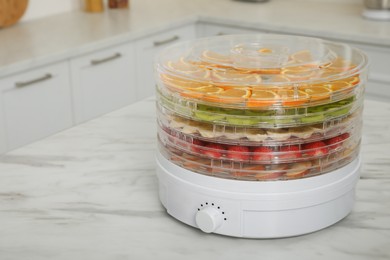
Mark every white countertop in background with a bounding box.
[1,0,390,78]
[0,96,389,260]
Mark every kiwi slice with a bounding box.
[226,116,260,126]
[194,111,225,122]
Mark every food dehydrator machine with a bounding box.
[155,34,368,238]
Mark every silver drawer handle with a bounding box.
[153,35,180,47]
[217,32,226,36]
[91,53,122,65]
[15,73,52,88]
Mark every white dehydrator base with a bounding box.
[156,152,360,238]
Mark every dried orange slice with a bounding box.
[323,81,351,92]
[201,50,232,65]
[166,59,211,79]
[327,57,356,72]
[207,88,251,103]
[247,89,279,107]
[300,85,332,101]
[290,50,314,63]
[277,89,310,106]
[282,66,316,80]
[167,59,200,73]
[344,76,360,86]
[181,85,224,100]
[263,74,291,83]
[160,74,211,91]
[258,48,273,54]
[212,69,262,85]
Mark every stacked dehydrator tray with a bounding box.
[155,34,368,238]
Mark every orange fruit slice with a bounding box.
[181,85,224,100]
[300,85,332,101]
[282,66,316,80]
[258,48,273,54]
[277,89,310,106]
[166,59,211,79]
[212,69,262,85]
[323,81,351,92]
[261,74,291,83]
[201,50,232,66]
[160,74,211,91]
[327,57,356,72]
[167,59,200,74]
[344,76,360,86]
[208,88,251,103]
[247,89,279,107]
[290,50,314,63]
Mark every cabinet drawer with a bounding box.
[135,25,196,100]
[70,42,136,123]
[0,61,73,152]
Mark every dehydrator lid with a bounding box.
[156,34,368,109]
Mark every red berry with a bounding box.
[190,139,205,153]
[252,146,274,161]
[202,143,225,159]
[325,136,344,150]
[279,145,302,160]
[227,145,250,161]
[302,141,329,157]
[340,133,350,140]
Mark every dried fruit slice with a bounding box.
[181,85,224,99]
[166,58,211,79]
[327,57,357,72]
[247,89,279,107]
[160,73,211,91]
[201,50,232,66]
[300,85,332,101]
[277,88,310,106]
[212,70,261,85]
[255,164,289,180]
[281,66,317,80]
[212,87,251,102]
[284,161,312,179]
[290,50,314,63]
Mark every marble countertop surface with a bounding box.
[1,0,390,78]
[0,96,389,260]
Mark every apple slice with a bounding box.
[255,164,288,180]
[284,161,312,179]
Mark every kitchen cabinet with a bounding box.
[197,23,263,37]
[350,43,390,101]
[0,61,73,152]
[134,25,196,100]
[70,43,136,123]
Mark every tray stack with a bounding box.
[155,34,368,181]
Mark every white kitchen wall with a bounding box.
[21,0,81,22]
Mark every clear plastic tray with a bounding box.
[155,34,368,110]
[158,135,360,181]
[157,91,363,128]
[158,106,362,146]
[158,121,361,164]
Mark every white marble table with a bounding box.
[0,96,389,260]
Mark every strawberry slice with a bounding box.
[325,135,343,150]
[252,146,274,162]
[202,143,226,159]
[302,141,329,157]
[190,139,206,153]
[227,145,250,161]
[278,145,302,160]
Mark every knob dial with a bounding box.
[195,207,223,233]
